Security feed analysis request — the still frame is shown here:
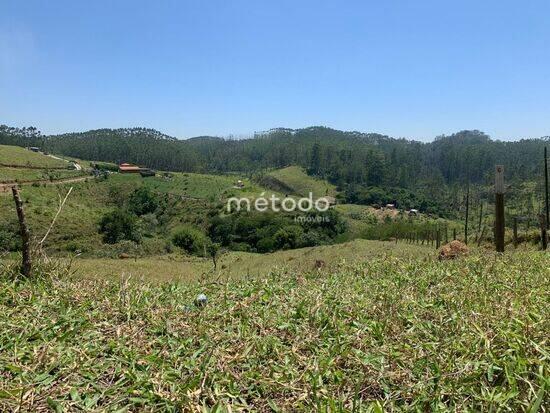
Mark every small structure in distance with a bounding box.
[118,163,156,177]
[119,163,141,173]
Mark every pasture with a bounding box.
[0,145,68,168]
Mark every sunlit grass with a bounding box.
[1,250,547,411]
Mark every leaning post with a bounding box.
[11,186,32,277]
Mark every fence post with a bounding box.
[539,214,548,250]
[11,186,32,277]
[513,216,518,248]
[465,182,470,245]
[495,165,505,253]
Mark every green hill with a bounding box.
[0,145,68,168]
[264,166,337,198]
[0,145,85,184]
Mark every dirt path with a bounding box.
[47,154,82,170]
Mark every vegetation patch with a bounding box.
[0,252,547,411]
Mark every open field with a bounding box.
[0,145,68,168]
[267,166,337,198]
[108,172,280,201]
[0,167,85,184]
[0,250,547,411]
[70,239,434,282]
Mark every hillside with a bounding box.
[2,125,548,220]
[0,145,86,186]
[263,166,337,198]
[2,125,548,187]
[0,145,68,168]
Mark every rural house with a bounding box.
[118,163,141,173]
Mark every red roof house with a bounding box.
[118,163,142,173]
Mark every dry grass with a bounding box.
[70,239,434,282]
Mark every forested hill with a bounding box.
[1,124,548,189]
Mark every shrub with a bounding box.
[98,209,140,244]
[274,225,303,250]
[128,186,159,216]
[172,225,209,255]
[0,228,20,252]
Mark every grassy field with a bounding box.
[0,167,84,184]
[0,145,68,168]
[267,166,337,198]
[109,172,280,201]
[0,170,289,255]
[69,239,434,282]
[0,249,547,411]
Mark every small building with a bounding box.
[235,179,245,188]
[385,203,396,210]
[119,163,141,173]
[29,147,41,152]
[407,209,419,216]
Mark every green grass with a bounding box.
[268,166,337,198]
[0,179,112,252]
[0,250,547,411]
[0,167,83,183]
[67,239,433,282]
[0,171,284,255]
[0,145,68,168]
[107,172,280,201]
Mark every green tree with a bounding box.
[98,209,140,244]
[128,186,159,216]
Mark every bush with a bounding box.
[128,186,159,216]
[0,228,20,252]
[274,225,303,250]
[98,209,140,244]
[172,225,209,255]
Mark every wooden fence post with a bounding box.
[477,202,483,242]
[464,182,470,245]
[11,186,32,277]
[513,216,518,248]
[495,165,505,253]
[539,214,548,250]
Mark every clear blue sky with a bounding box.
[1,1,549,141]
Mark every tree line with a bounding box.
[1,124,548,212]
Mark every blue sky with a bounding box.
[1,1,549,141]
